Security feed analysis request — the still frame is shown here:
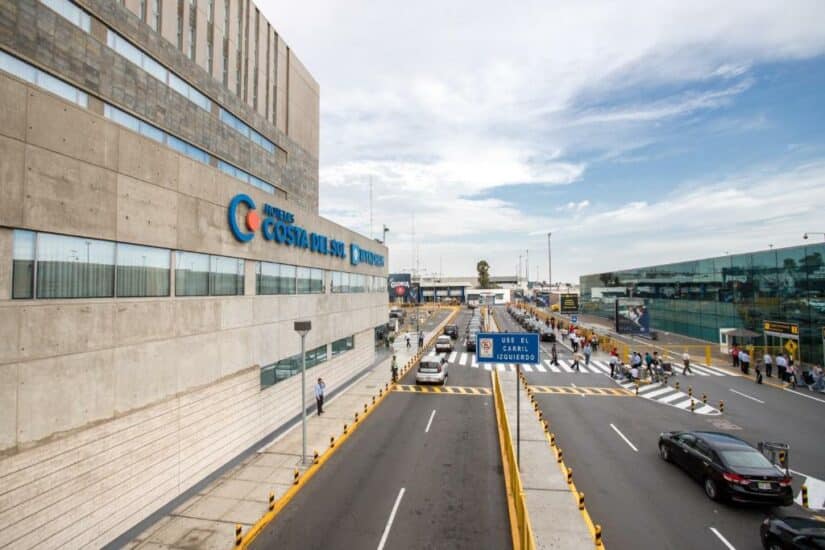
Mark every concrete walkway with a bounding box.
[126,317,452,550]
[499,370,593,549]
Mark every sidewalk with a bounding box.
[499,371,594,549]
[125,317,453,550]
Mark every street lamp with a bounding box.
[382,224,390,244]
[294,320,312,465]
[803,232,825,241]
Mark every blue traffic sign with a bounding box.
[475,332,540,364]
[571,315,578,323]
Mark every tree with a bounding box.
[477,260,491,289]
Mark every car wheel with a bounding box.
[704,477,720,501]
[767,539,782,550]
[659,443,671,462]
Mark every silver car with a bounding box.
[416,357,448,385]
[435,335,453,353]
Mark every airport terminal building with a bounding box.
[580,244,825,364]
[0,0,387,547]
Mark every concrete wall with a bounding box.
[0,327,376,549]
[0,69,387,548]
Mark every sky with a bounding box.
[260,0,825,284]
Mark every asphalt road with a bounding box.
[251,308,511,550]
[494,305,825,550]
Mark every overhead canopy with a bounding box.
[726,328,761,338]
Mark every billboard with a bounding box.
[388,273,411,302]
[615,298,650,335]
[560,294,579,314]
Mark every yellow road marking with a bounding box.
[529,385,633,397]
[393,385,491,395]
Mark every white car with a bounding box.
[416,357,448,385]
[435,335,453,353]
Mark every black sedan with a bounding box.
[761,506,825,549]
[658,431,793,506]
[444,324,458,339]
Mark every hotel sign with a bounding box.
[227,194,384,267]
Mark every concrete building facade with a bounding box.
[0,0,387,547]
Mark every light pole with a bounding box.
[294,320,312,465]
[382,224,390,244]
[803,232,825,241]
[547,232,552,288]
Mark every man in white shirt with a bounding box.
[739,349,751,375]
[682,351,692,375]
[315,377,326,415]
[775,354,788,382]
[763,353,773,378]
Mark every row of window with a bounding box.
[11,230,388,299]
[330,271,386,294]
[40,0,280,168]
[260,336,355,389]
[0,47,280,196]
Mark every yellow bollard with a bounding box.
[578,492,585,510]
[702,394,707,405]
[235,524,243,546]
[594,524,603,546]
[802,485,809,508]
[354,412,359,423]
[690,399,695,413]
[330,435,335,448]
[364,403,368,413]
[343,423,348,434]
[675,381,680,391]
[268,492,275,511]
[557,448,564,463]
[719,401,724,413]
[566,467,573,484]
[550,433,556,447]
[293,469,300,484]
[688,387,693,398]
[705,345,712,368]
[372,396,376,405]
[313,450,319,464]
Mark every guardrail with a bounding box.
[492,370,535,550]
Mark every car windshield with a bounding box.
[437,336,450,343]
[719,449,774,469]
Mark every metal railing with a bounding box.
[492,370,535,550]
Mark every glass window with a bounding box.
[296,267,311,294]
[306,344,327,368]
[116,243,170,297]
[331,271,342,293]
[12,230,35,299]
[340,272,350,293]
[257,261,279,295]
[0,50,36,82]
[331,335,355,357]
[210,255,244,296]
[36,233,115,298]
[175,251,209,296]
[41,0,91,32]
[0,50,87,107]
[278,264,296,294]
[310,268,324,294]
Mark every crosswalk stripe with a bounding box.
[521,364,532,373]
[484,364,491,371]
[471,354,478,368]
[637,383,665,394]
[535,363,547,373]
[496,363,506,372]
[557,360,574,373]
[448,352,457,363]
[642,387,674,398]
[686,364,717,376]
[544,360,561,373]
[695,405,715,414]
[673,398,695,409]
[699,365,730,376]
[589,361,611,374]
[460,353,468,366]
[658,392,686,403]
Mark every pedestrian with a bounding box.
[644,352,654,377]
[776,353,788,382]
[788,364,798,389]
[682,351,692,375]
[811,365,825,392]
[391,354,398,382]
[609,354,618,378]
[731,345,740,368]
[551,343,559,366]
[572,350,584,372]
[571,335,579,353]
[754,359,763,384]
[406,333,411,350]
[763,352,773,378]
[315,377,326,415]
[418,331,424,348]
[787,353,795,381]
[583,343,592,366]
[739,349,750,375]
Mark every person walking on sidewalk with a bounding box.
[418,331,424,348]
[391,355,399,383]
[731,345,740,369]
[572,350,584,372]
[739,348,750,375]
[551,343,559,366]
[682,351,693,375]
[315,377,326,415]
[609,354,618,378]
[776,353,788,382]
[406,333,411,350]
[583,342,592,366]
[754,358,763,384]
[763,352,773,378]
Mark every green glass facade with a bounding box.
[580,243,825,364]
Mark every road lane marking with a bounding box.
[785,388,825,404]
[460,352,468,365]
[658,392,685,403]
[571,382,585,397]
[709,527,736,550]
[790,469,825,510]
[521,364,533,373]
[535,362,546,372]
[377,487,406,550]
[609,423,638,452]
[729,388,765,404]
[544,360,561,373]
[643,387,675,399]
[448,352,457,362]
[425,409,436,433]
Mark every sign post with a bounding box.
[476,332,540,468]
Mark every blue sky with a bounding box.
[261,0,825,283]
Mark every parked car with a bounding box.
[465,331,478,352]
[435,335,453,353]
[761,506,825,549]
[416,357,447,385]
[658,431,793,505]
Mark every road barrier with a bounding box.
[719,401,724,413]
[802,485,809,508]
[492,370,536,550]
[235,524,242,546]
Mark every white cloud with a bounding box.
[256,0,825,279]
